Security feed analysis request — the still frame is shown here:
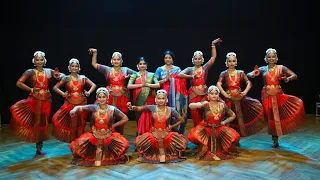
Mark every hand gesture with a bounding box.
[88,48,97,54]
[54,67,61,79]
[126,102,133,110]
[193,73,201,79]
[212,38,222,45]
[202,101,209,107]
[125,74,131,79]
[84,90,90,97]
[253,65,260,77]
[165,70,170,82]
[63,91,69,97]
[70,107,78,116]
[278,74,287,81]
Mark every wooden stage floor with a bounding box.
[0,114,319,180]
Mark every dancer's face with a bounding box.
[164,54,173,65]
[34,55,44,67]
[97,93,108,105]
[266,52,277,64]
[227,56,237,68]
[112,56,121,67]
[155,94,167,106]
[208,90,219,101]
[70,62,79,73]
[193,55,203,66]
[138,60,147,71]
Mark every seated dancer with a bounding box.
[10,51,64,155]
[216,52,266,137]
[52,58,96,143]
[247,48,304,148]
[69,87,130,166]
[127,89,188,163]
[188,85,240,161]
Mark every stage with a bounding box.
[0,114,319,180]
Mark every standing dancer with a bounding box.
[52,58,96,143]
[69,87,130,166]
[127,89,188,163]
[188,85,240,160]
[155,50,188,134]
[247,48,304,148]
[10,51,64,155]
[178,38,222,127]
[216,52,266,137]
[88,48,135,134]
[127,57,160,135]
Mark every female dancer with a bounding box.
[188,85,240,160]
[88,48,135,134]
[178,38,222,127]
[216,52,265,137]
[69,87,130,166]
[155,51,188,134]
[127,89,188,163]
[127,57,160,135]
[247,48,304,148]
[52,58,96,143]
[10,51,64,155]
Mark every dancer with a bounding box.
[127,89,188,163]
[247,48,304,148]
[69,87,130,166]
[178,38,222,127]
[216,52,265,137]
[188,85,240,160]
[52,58,96,143]
[127,57,160,135]
[155,50,188,134]
[88,48,135,134]
[10,51,64,155]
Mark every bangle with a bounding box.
[211,46,216,48]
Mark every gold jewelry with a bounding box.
[209,103,220,120]
[111,68,121,81]
[35,69,46,88]
[227,69,238,86]
[98,108,107,124]
[70,75,79,91]
[156,106,167,122]
[267,65,277,82]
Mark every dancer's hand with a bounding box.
[88,48,97,54]
[63,91,69,97]
[212,38,222,45]
[84,90,90,97]
[126,102,133,110]
[70,107,78,116]
[201,101,209,108]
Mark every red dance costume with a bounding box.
[70,105,130,166]
[52,75,93,142]
[96,64,135,134]
[10,69,59,143]
[218,70,266,136]
[134,105,188,163]
[258,65,304,136]
[188,103,240,160]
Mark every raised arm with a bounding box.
[203,38,222,70]
[88,48,99,70]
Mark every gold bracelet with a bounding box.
[212,46,216,48]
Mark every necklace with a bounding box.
[156,106,167,122]
[138,71,147,84]
[194,66,203,77]
[209,103,220,120]
[70,75,79,91]
[97,108,108,124]
[35,69,46,88]
[267,65,277,82]
[111,67,121,81]
[228,69,238,86]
